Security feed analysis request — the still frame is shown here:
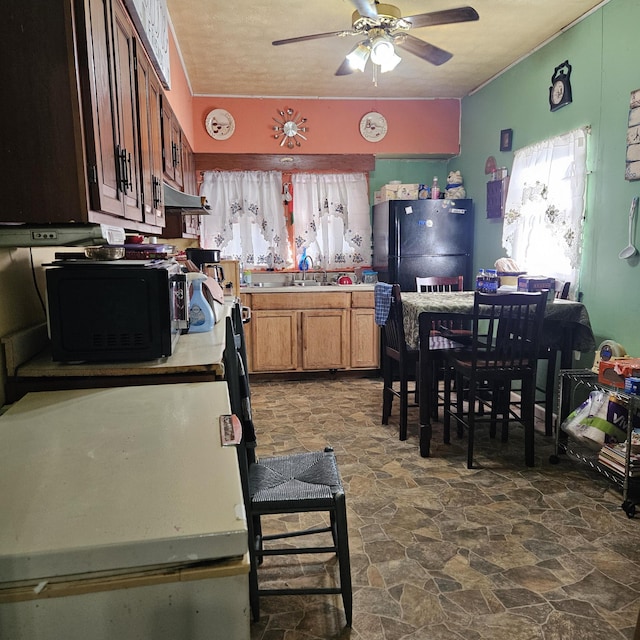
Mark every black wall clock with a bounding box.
[549,60,572,112]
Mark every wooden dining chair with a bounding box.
[223,310,353,627]
[443,291,548,468]
[416,275,464,293]
[537,281,571,436]
[382,284,419,440]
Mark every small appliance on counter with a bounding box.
[45,259,189,362]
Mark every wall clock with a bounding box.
[360,111,388,142]
[205,109,235,140]
[273,108,308,148]
[549,60,572,112]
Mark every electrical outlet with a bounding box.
[30,230,59,241]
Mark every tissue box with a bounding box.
[599,358,640,389]
[517,276,556,293]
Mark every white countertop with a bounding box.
[0,382,246,583]
[241,284,375,294]
[14,311,228,379]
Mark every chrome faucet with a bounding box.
[300,255,313,280]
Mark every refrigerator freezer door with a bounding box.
[393,255,470,292]
[396,200,473,257]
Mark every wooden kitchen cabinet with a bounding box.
[301,310,349,370]
[350,291,380,369]
[161,98,183,189]
[252,310,298,372]
[244,290,378,373]
[2,0,165,232]
[135,42,165,227]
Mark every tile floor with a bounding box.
[247,376,639,640]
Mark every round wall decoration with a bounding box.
[273,108,308,148]
[359,112,387,142]
[205,109,235,140]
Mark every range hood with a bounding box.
[163,183,210,214]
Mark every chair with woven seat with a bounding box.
[381,284,420,441]
[223,311,352,627]
[443,291,548,468]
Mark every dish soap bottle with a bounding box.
[187,272,214,333]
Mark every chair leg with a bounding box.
[443,366,452,444]
[399,362,409,441]
[335,493,353,627]
[544,350,557,437]
[521,381,536,467]
[467,378,477,469]
[382,356,393,425]
[456,371,464,440]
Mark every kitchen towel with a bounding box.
[374,282,393,326]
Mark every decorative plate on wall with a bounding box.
[359,112,387,142]
[205,109,236,140]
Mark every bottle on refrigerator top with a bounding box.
[430,177,440,200]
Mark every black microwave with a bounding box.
[45,260,189,362]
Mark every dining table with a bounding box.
[401,291,597,457]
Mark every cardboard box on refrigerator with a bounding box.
[380,183,420,201]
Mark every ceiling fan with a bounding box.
[272,1,479,76]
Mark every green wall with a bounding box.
[369,158,449,201]
[455,0,640,356]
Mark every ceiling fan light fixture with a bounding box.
[379,50,401,73]
[346,43,371,72]
[370,35,396,66]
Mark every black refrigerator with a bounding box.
[372,198,474,291]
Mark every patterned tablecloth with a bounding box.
[401,291,596,353]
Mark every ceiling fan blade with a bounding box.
[272,30,352,46]
[395,34,453,66]
[335,58,355,76]
[403,6,479,29]
[349,0,378,20]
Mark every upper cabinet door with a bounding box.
[82,0,123,219]
[111,0,143,222]
[135,42,165,227]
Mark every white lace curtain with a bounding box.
[199,170,290,268]
[502,127,588,295]
[292,172,371,269]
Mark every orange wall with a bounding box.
[191,97,460,156]
[165,30,460,156]
[163,28,195,144]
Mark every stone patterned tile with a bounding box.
[248,378,640,640]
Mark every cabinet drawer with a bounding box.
[351,291,374,308]
[250,292,350,310]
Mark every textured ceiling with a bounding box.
[166,0,606,100]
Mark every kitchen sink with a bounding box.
[292,280,321,286]
[251,281,285,288]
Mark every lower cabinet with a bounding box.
[252,310,298,371]
[244,291,379,373]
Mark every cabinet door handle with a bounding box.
[125,151,133,191]
[152,175,161,209]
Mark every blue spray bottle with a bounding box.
[298,247,310,271]
[187,272,215,333]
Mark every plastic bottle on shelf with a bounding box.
[187,272,215,332]
[430,177,440,199]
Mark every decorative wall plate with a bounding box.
[205,109,235,140]
[359,112,387,142]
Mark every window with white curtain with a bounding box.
[502,127,588,296]
[291,172,371,270]
[199,170,291,268]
